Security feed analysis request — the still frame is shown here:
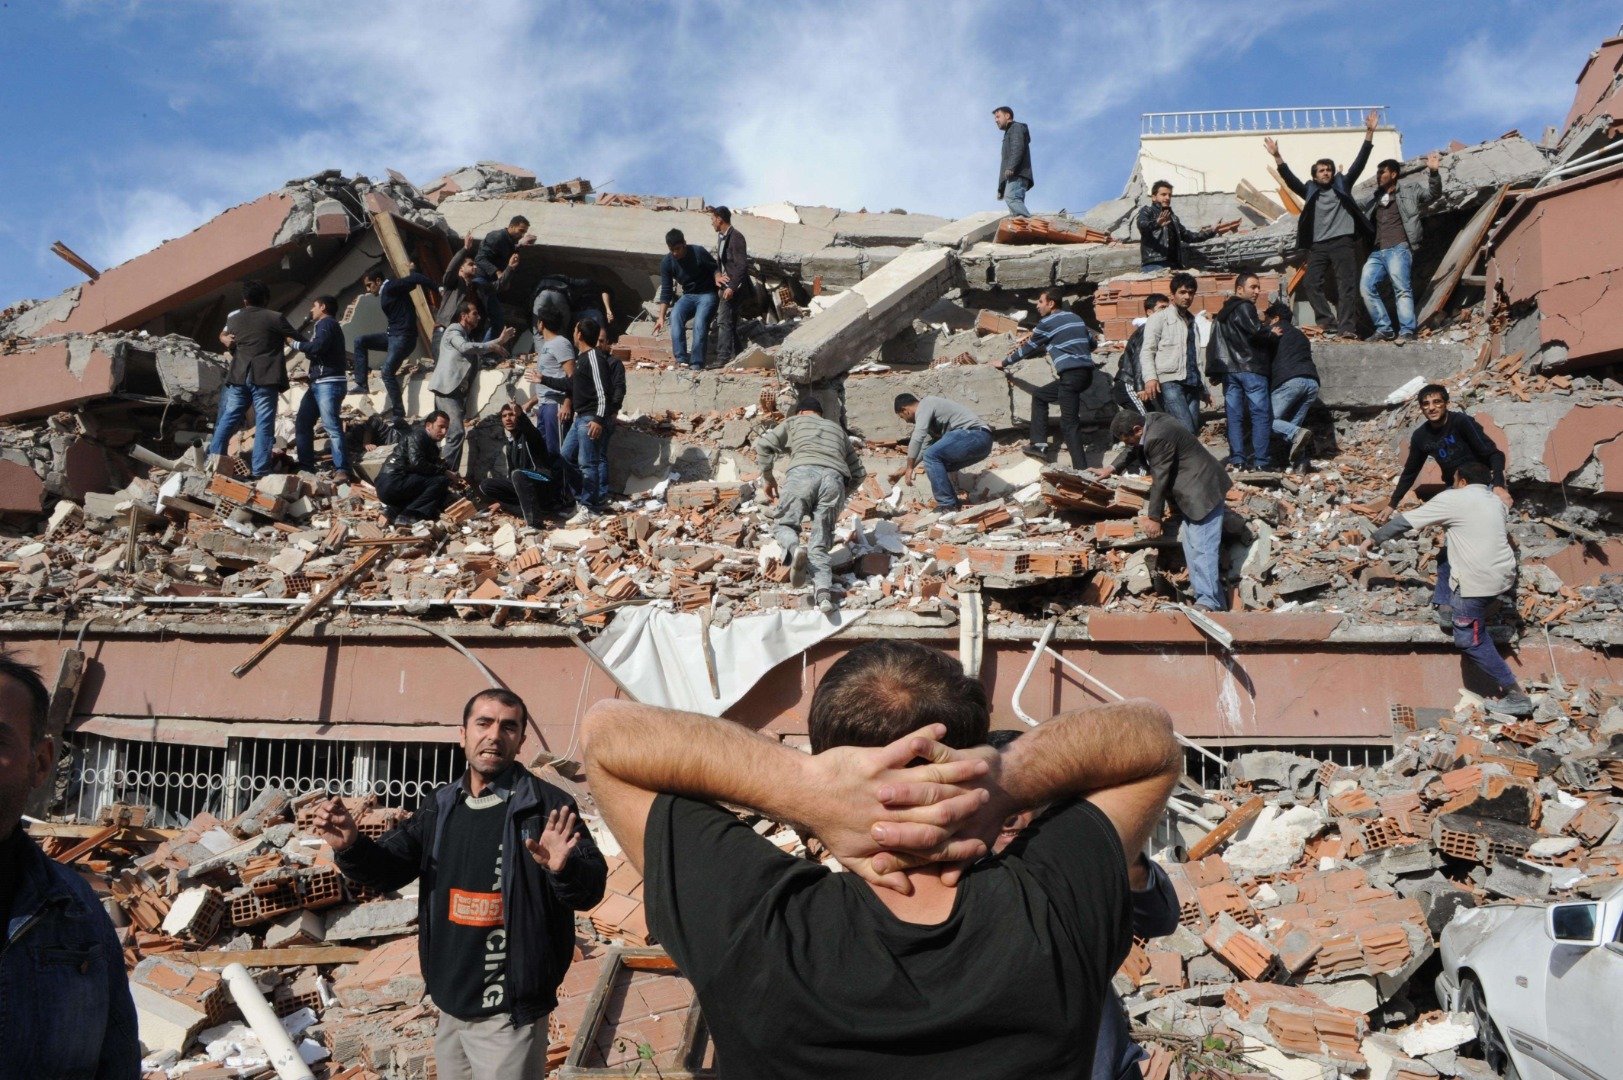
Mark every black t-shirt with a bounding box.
[644,794,1131,1080]
[426,793,508,1020]
[1391,412,1507,505]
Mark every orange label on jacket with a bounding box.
[448,888,503,927]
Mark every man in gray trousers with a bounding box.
[756,397,867,614]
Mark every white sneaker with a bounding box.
[565,506,596,526]
[789,547,809,588]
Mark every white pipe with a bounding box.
[92,594,563,612]
[221,962,315,1080]
[958,589,985,679]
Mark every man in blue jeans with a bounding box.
[1363,462,1532,717]
[1204,273,1274,471]
[1263,303,1319,468]
[0,651,140,1080]
[1105,410,1232,611]
[562,319,626,515]
[1138,273,1207,434]
[352,266,436,420]
[896,394,994,511]
[1361,151,1441,342]
[653,229,719,370]
[211,280,301,479]
[291,295,353,482]
[993,107,1034,217]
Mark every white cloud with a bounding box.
[92,188,228,271]
[1433,21,1602,131]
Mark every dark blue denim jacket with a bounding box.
[1,832,140,1079]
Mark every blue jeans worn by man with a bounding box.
[534,400,564,457]
[353,330,418,420]
[1361,243,1416,337]
[295,380,352,475]
[1159,380,1203,435]
[562,414,614,508]
[1450,590,1518,691]
[1222,372,1272,470]
[670,291,718,369]
[921,427,993,509]
[1003,177,1031,217]
[1270,377,1319,442]
[209,381,280,478]
[1180,503,1226,610]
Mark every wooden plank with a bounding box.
[1265,165,1302,215]
[52,824,120,865]
[1416,185,1510,328]
[182,946,372,968]
[370,212,437,348]
[25,646,87,818]
[231,546,388,678]
[27,822,178,842]
[1185,795,1266,861]
[51,240,101,281]
[1234,181,1284,222]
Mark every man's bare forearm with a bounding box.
[999,700,1180,807]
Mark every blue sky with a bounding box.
[1,1,1616,310]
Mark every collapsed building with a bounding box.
[6,31,1623,1080]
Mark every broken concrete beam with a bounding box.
[775,247,957,384]
[0,339,124,421]
[919,210,1006,251]
[322,896,418,941]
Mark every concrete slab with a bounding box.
[0,460,46,515]
[0,339,123,421]
[1313,340,1474,409]
[920,211,1006,250]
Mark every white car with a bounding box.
[1436,882,1623,1079]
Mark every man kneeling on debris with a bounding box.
[1102,410,1233,611]
[376,409,460,526]
[756,396,866,613]
[583,639,1180,1079]
[480,400,572,526]
[1362,461,1533,716]
[896,393,994,511]
[1,651,141,1080]
[314,689,606,1080]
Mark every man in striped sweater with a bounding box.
[993,288,1097,468]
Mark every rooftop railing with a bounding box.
[1141,106,1390,137]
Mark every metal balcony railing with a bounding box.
[1141,106,1390,137]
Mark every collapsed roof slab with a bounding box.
[0,338,123,420]
[1310,340,1475,409]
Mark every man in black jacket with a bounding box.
[1136,182,1212,271]
[209,280,302,479]
[475,216,531,278]
[1205,273,1275,471]
[993,106,1033,216]
[376,410,459,526]
[291,295,353,482]
[711,207,749,365]
[1265,110,1379,338]
[1264,303,1320,468]
[480,401,571,526]
[561,318,627,514]
[437,236,507,342]
[353,266,436,418]
[1113,294,1168,416]
[314,688,605,1080]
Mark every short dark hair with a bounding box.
[808,641,989,754]
[242,280,271,307]
[1037,287,1066,307]
[1264,301,1294,323]
[1312,158,1336,175]
[0,651,50,746]
[1235,272,1259,290]
[1457,461,1492,486]
[509,215,530,228]
[1144,293,1169,313]
[575,317,602,345]
[538,310,564,335]
[985,729,1023,751]
[1151,180,1173,195]
[993,106,1013,118]
[794,396,824,414]
[458,299,484,322]
[1169,272,1197,294]
[313,294,339,317]
[710,205,732,224]
[893,393,919,413]
[665,229,686,249]
[362,268,385,284]
[1418,383,1449,404]
[1111,409,1146,442]
[424,409,450,426]
[462,687,528,727]
[1377,158,1401,176]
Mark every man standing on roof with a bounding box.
[1136,181,1213,272]
[290,295,353,484]
[993,106,1034,217]
[756,397,867,615]
[1264,110,1379,339]
[711,207,749,366]
[352,265,437,420]
[895,393,994,511]
[1361,152,1443,342]
[653,229,720,371]
[992,287,1097,468]
[211,279,302,480]
[1363,462,1532,717]
[315,688,605,1080]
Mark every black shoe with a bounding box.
[1365,330,1395,342]
[1022,444,1049,462]
[1434,604,1454,632]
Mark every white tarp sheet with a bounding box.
[589,605,864,715]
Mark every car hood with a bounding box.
[1441,902,1540,962]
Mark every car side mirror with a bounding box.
[1547,901,1603,947]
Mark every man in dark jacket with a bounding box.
[475,216,531,279]
[1361,152,1442,341]
[353,266,436,418]
[993,106,1033,216]
[653,229,720,369]
[561,318,627,513]
[1263,303,1320,468]
[1113,294,1168,417]
[1136,182,1213,271]
[992,287,1097,468]
[1204,273,1275,471]
[480,400,571,526]
[315,688,605,1080]
[291,295,353,482]
[1,651,141,1080]
[710,206,749,365]
[376,410,459,526]
[1265,110,1379,338]
[1104,410,1233,610]
[210,279,302,479]
[437,237,507,342]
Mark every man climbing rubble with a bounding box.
[314,688,605,1080]
[352,264,436,419]
[290,294,353,484]
[1102,410,1232,611]
[755,396,867,614]
[992,286,1097,469]
[582,639,1180,1079]
[479,400,571,527]
[1112,294,1168,418]
[1363,462,1533,716]
[895,393,994,511]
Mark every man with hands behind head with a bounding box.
[312,688,605,1080]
